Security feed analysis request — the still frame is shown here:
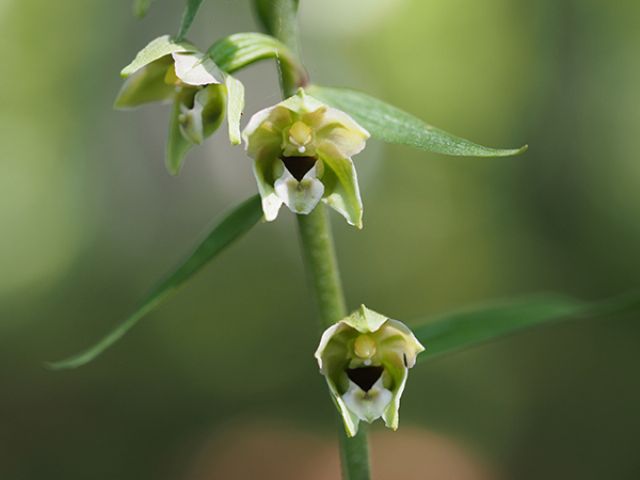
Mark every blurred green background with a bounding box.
[1,0,639,478]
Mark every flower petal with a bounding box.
[178,91,206,144]
[166,89,196,175]
[243,105,293,158]
[177,85,226,145]
[224,74,245,145]
[253,153,283,221]
[314,323,343,371]
[274,161,325,215]
[316,118,369,158]
[121,35,195,77]
[381,367,408,430]
[328,377,361,437]
[383,319,426,368]
[114,57,175,109]
[342,377,393,424]
[172,52,222,86]
[318,143,363,228]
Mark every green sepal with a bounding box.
[121,35,196,78]
[307,85,528,158]
[343,305,390,333]
[114,56,175,109]
[252,152,283,221]
[224,74,245,145]
[318,144,363,229]
[167,89,194,175]
[46,195,264,370]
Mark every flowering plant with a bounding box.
[49,1,638,479]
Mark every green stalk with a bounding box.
[251,0,372,478]
[296,207,347,327]
[339,423,371,480]
[252,0,306,96]
[296,160,372,480]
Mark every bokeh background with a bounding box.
[2,0,639,478]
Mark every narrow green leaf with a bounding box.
[307,85,528,158]
[225,75,245,145]
[412,292,640,362]
[133,0,154,18]
[47,195,263,370]
[177,0,205,41]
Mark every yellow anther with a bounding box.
[354,335,377,359]
[288,121,313,146]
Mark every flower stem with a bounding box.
[297,206,372,480]
[339,424,372,480]
[296,207,346,327]
[254,1,372,477]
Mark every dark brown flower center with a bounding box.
[346,366,384,392]
[281,156,316,182]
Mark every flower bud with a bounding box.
[314,305,425,437]
[242,89,370,228]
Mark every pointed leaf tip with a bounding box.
[177,0,206,41]
[307,85,528,158]
[47,195,263,370]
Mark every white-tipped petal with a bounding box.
[274,163,324,215]
[342,377,393,424]
[172,52,222,86]
[261,193,283,222]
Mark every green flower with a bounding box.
[315,305,425,437]
[242,89,369,227]
[115,35,244,174]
